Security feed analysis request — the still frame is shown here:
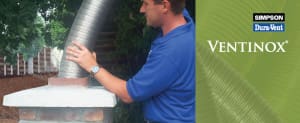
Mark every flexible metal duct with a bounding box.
[58,0,112,78]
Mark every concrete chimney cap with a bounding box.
[3,85,117,108]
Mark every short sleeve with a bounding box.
[126,53,178,102]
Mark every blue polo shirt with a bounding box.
[127,10,195,123]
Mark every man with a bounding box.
[66,0,195,122]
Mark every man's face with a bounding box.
[140,0,164,27]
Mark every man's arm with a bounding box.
[93,67,133,103]
[66,41,133,103]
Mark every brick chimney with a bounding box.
[2,0,117,123]
[3,85,116,123]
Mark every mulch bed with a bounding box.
[0,73,57,122]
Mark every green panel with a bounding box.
[196,0,300,123]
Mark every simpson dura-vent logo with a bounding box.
[206,13,289,53]
[253,13,285,32]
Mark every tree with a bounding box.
[0,0,82,64]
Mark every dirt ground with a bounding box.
[0,73,56,123]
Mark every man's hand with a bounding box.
[66,41,133,103]
[66,41,98,72]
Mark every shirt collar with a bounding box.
[153,9,194,45]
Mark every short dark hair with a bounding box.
[153,0,185,15]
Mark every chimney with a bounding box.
[3,0,116,123]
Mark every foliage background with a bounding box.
[0,0,81,64]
